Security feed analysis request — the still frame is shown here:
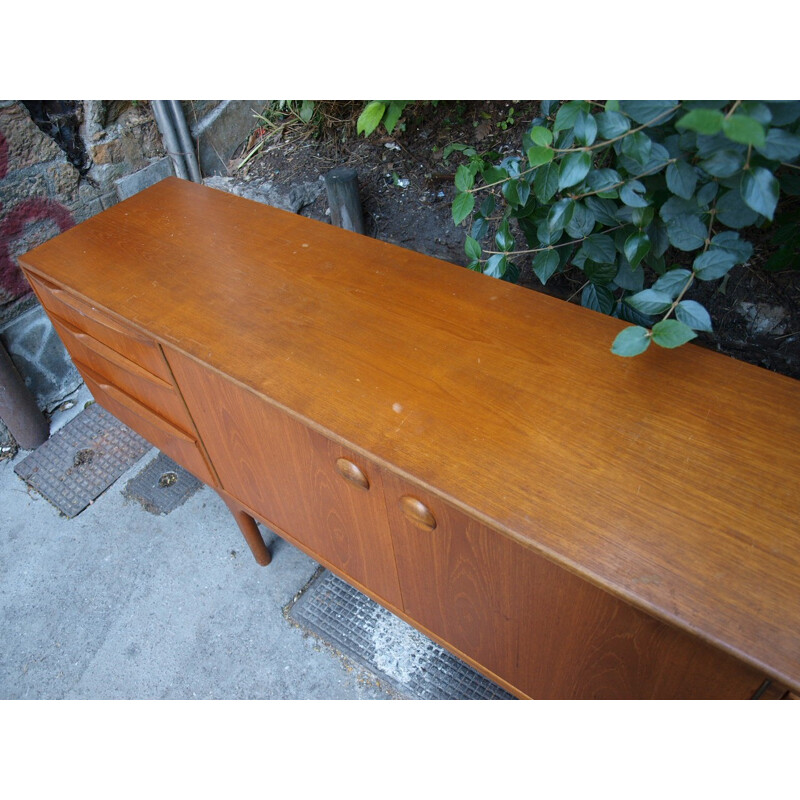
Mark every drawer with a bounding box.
[50,313,194,435]
[26,272,172,383]
[80,362,217,487]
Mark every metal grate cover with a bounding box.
[14,403,151,517]
[122,451,202,515]
[287,570,515,700]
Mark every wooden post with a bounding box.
[0,342,49,450]
[324,167,366,234]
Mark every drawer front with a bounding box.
[50,314,194,435]
[80,362,217,487]
[26,272,173,383]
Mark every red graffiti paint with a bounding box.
[0,129,75,300]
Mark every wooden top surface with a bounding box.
[21,177,800,689]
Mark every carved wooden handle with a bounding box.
[399,496,437,532]
[335,458,370,490]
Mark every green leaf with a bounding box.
[580,233,617,264]
[696,181,719,207]
[666,213,707,251]
[740,167,780,220]
[547,198,575,233]
[529,126,554,147]
[484,253,507,278]
[532,249,560,285]
[619,131,652,167]
[526,146,554,169]
[553,101,590,133]
[465,236,482,261]
[596,111,630,139]
[659,195,700,223]
[565,202,595,238]
[584,260,618,286]
[495,222,514,252]
[383,101,407,134]
[614,255,645,291]
[675,300,713,332]
[585,168,622,196]
[651,319,697,348]
[482,166,508,185]
[676,108,724,135]
[623,231,651,269]
[573,111,598,146]
[618,101,678,125]
[666,161,698,200]
[502,180,520,208]
[584,197,619,227]
[619,180,649,208]
[534,161,559,203]
[766,101,800,126]
[581,283,615,314]
[722,114,766,148]
[455,164,474,192]
[611,325,651,357]
[710,231,753,264]
[357,101,386,136]
[558,151,592,189]
[299,100,315,123]
[756,129,800,162]
[693,249,738,281]
[452,192,475,225]
[653,269,692,299]
[699,149,745,179]
[626,289,673,315]
[715,189,759,228]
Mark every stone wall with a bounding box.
[0,99,265,453]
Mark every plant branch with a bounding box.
[481,225,626,257]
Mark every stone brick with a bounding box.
[116,157,173,201]
[192,101,266,176]
[45,160,80,197]
[0,104,63,172]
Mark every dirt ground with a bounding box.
[233,101,800,380]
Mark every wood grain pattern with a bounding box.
[49,314,194,434]
[19,176,800,692]
[27,271,173,382]
[165,346,404,608]
[382,471,768,699]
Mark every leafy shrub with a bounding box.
[450,101,800,356]
[357,101,410,137]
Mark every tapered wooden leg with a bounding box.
[220,493,272,566]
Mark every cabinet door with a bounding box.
[381,472,769,699]
[166,348,402,607]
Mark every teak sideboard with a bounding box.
[19,177,800,700]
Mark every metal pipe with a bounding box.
[151,100,188,180]
[0,342,49,449]
[167,100,202,182]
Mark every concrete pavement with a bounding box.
[0,397,398,700]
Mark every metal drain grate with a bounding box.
[122,451,202,515]
[14,403,151,518]
[287,570,515,700]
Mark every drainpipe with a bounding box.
[151,100,188,180]
[167,100,202,183]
